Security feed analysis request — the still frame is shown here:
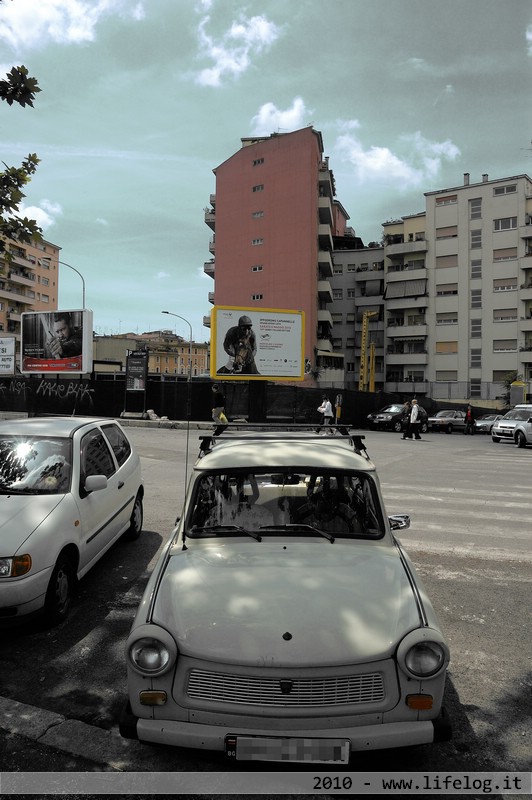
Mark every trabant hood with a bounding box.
[0,494,64,553]
[152,541,421,667]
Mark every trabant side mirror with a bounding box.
[388,514,410,530]
[84,475,108,493]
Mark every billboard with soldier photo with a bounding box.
[21,309,94,373]
[211,306,304,381]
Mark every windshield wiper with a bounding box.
[190,524,262,541]
[256,523,335,543]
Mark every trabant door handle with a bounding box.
[118,481,124,489]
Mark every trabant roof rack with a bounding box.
[198,423,368,459]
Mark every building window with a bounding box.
[493,278,517,292]
[347,362,355,372]
[471,288,482,308]
[253,158,264,166]
[346,338,355,348]
[471,259,482,279]
[347,263,356,272]
[493,184,516,195]
[436,255,458,269]
[331,313,343,323]
[469,198,482,219]
[436,195,457,206]
[251,210,264,218]
[252,184,264,192]
[493,339,517,351]
[493,308,517,322]
[470,349,481,368]
[332,338,342,347]
[436,226,458,239]
[251,293,263,300]
[471,318,482,338]
[332,289,343,300]
[436,283,458,296]
[251,264,263,272]
[493,247,517,261]
[494,217,517,231]
[346,313,355,323]
[347,289,356,298]
[471,229,482,249]
[436,341,458,354]
[436,370,457,381]
[251,238,263,246]
[40,294,49,303]
[436,313,458,325]
[40,277,49,286]
[333,264,343,274]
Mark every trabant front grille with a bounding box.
[187,669,385,707]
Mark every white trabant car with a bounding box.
[120,428,450,764]
[0,417,143,625]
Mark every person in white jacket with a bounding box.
[318,395,334,433]
[409,398,422,440]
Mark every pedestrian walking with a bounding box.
[409,398,422,440]
[401,400,412,439]
[317,395,334,433]
[464,404,475,435]
[211,383,228,436]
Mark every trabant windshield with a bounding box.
[0,436,72,495]
[187,469,385,540]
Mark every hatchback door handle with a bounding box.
[118,481,124,489]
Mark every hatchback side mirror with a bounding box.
[389,514,411,530]
[84,475,108,493]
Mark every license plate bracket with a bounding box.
[225,734,350,763]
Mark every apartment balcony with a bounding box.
[520,223,532,239]
[520,284,532,300]
[386,323,427,339]
[318,196,333,226]
[385,239,427,257]
[204,208,215,231]
[318,161,333,197]
[317,308,333,327]
[386,351,428,365]
[385,380,428,394]
[317,279,333,302]
[0,286,34,304]
[204,261,215,279]
[518,348,532,363]
[318,250,333,278]
[520,317,532,331]
[208,237,215,254]
[318,224,333,252]
[8,310,21,322]
[209,193,216,208]
[385,295,428,311]
[316,338,332,351]
[8,270,36,287]
[8,252,39,270]
[203,315,211,328]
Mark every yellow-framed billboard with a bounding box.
[211,306,305,381]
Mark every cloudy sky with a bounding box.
[1,0,531,339]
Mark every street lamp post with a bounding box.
[162,311,193,491]
[57,260,86,309]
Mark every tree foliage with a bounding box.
[0,2,42,259]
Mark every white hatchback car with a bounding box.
[0,417,143,625]
[120,428,451,764]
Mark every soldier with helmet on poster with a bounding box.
[217,314,260,375]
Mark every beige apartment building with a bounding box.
[0,237,60,359]
[93,331,209,376]
[382,172,532,403]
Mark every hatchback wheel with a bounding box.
[44,553,76,625]
[125,492,143,540]
[446,423,453,433]
[515,431,527,448]
[393,420,402,433]
[492,435,500,443]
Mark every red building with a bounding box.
[204,127,351,382]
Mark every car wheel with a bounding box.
[446,423,453,434]
[393,420,402,433]
[515,431,527,449]
[44,553,76,626]
[492,435,500,443]
[125,492,143,540]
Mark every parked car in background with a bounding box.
[0,417,143,625]
[366,404,405,432]
[474,413,503,435]
[491,405,532,447]
[120,427,451,763]
[427,410,467,434]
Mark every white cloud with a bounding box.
[95,217,109,226]
[18,199,63,230]
[157,271,170,280]
[0,0,145,53]
[195,12,281,86]
[250,98,312,136]
[335,124,460,188]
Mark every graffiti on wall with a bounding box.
[0,377,95,411]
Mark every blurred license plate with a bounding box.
[225,735,350,763]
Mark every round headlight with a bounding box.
[130,638,170,673]
[405,641,445,677]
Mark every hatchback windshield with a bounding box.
[0,436,72,494]
[187,470,385,539]
[502,410,531,421]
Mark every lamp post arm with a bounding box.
[58,260,86,309]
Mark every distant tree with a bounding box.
[0,1,42,261]
[499,370,520,409]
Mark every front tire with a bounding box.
[515,431,527,449]
[492,435,500,443]
[446,423,453,434]
[125,492,143,540]
[393,420,402,433]
[44,553,76,626]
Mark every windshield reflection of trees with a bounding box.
[0,437,72,494]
